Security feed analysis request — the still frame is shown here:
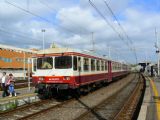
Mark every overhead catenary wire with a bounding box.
[5,0,94,49]
[104,0,132,45]
[89,0,137,63]
[103,0,137,63]
[5,0,80,36]
[0,28,40,42]
[88,0,130,48]
[38,0,90,48]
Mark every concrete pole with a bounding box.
[28,58,30,91]
[145,50,147,72]
[155,28,160,76]
[108,46,111,59]
[158,53,160,76]
[23,52,26,80]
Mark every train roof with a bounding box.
[36,47,127,64]
[36,47,108,59]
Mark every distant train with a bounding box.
[32,47,130,97]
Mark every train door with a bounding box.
[32,58,37,74]
[108,61,112,82]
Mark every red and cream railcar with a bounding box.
[32,47,129,95]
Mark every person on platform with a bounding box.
[0,72,9,97]
[7,73,16,97]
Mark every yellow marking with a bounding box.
[148,77,160,120]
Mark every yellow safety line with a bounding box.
[149,77,160,120]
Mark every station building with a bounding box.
[0,44,37,78]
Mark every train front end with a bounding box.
[32,54,76,97]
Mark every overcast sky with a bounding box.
[0,0,160,64]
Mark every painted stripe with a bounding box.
[148,77,160,120]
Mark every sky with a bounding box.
[0,0,160,64]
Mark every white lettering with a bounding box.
[49,78,60,81]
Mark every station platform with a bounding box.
[0,87,39,111]
[138,75,160,120]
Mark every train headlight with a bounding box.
[64,76,70,80]
[39,77,44,81]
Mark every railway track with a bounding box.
[0,73,142,120]
[15,74,138,120]
[74,74,144,120]
[0,99,66,120]
[112,74,144,120]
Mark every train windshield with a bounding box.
[55,56,72,69]
[37,57,53,69]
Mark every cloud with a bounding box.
[0,0,159,63]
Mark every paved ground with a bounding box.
[138,75,160,120]
[147,77,160,120]
[0,86,35,99]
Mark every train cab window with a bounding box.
[37,57,53,69]
[84,58,89,71]
[91,59,95,71]
[55,56,72,69]
[73,56,77,71]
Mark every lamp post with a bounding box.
[27,58,32,91]
[23,52,26,80]
[156,49,159,76]
[42,29,45,52]
[155,28,159,76]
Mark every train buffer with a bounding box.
[0,87,39,112]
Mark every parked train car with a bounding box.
[32,47,130,97]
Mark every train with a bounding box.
[32,47,130,97]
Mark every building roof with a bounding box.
[0,44,37,54]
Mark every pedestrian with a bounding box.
[0,72,9,97]
[7,73,16,97]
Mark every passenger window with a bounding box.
[91,59,95,71]
[78,57,81,71]
[84,58,89,71]
[101,61,104,71]
[105,61,108,71]
[73,56,77,71]
[97,60,100,71]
